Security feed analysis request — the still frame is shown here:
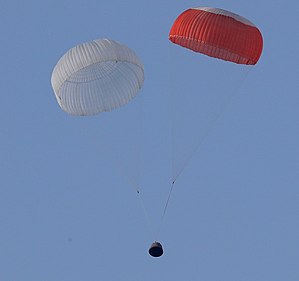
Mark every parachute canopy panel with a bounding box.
[51,39,144,116]
[169,7,263,65]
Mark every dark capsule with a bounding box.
[148,241,163,257]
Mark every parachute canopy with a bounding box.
[169,7,263,65]
[51,39,144,116]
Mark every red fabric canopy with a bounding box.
[169,8,263,65]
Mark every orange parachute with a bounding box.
[169,7,263,65]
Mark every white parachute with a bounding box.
[51,38,144,116]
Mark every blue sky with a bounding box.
[0,0,298,280]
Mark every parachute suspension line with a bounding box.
[155,180,176,240]
[169,46,179,187]
[149,46,179,240]
[162,180,176,221]
[136,188,155,239]
[106,94,155,238]
[133,86,156,238]
[171,67,253,183]
[82,128,156,237]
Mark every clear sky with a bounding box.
[0,0,298,280]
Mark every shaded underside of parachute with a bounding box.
[51,39,144,116]
[169,7,263,65]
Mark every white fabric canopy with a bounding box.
[51,39,144,115]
